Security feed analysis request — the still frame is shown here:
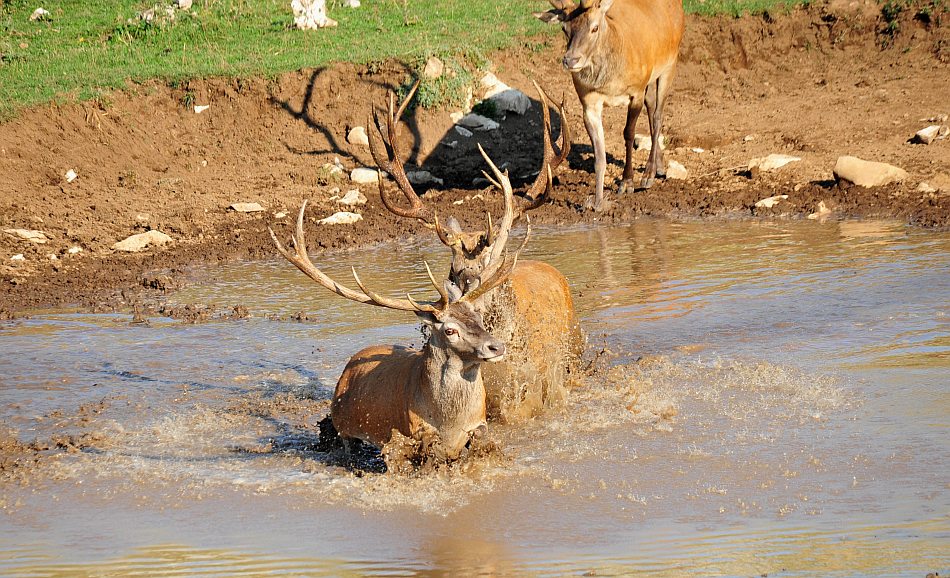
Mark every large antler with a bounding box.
[367,80,456,247]
[520,81,571,209]
[269,201,448,314]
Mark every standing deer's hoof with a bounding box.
[584,195,612,212]
[640,175,656,190]
[618,178,636,195]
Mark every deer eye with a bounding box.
[591,24,600,33]
[444,328,457,336]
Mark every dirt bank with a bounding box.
[1,1,948,314]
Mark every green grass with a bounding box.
[683,0,808,16]
[0,0,810,119]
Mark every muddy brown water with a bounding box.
[1,220,948,576]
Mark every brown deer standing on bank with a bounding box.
[269,202,521,460]
[368,82,584,423]
[535,0,685,211]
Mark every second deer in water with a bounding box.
[270,202,521,461]
[368,82,584,423]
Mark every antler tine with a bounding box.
[350,267,439,313]
[368,80,435,224]
[477,143,516,269]
[462,217,531,303]
[271,202,438,313]
[522,81,572,206]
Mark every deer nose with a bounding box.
[562,55,581,70]
[483,339,506,361]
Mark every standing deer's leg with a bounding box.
[618,95,643,195]
[642,71,674,188]
[582,99,608,211]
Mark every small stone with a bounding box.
[4,228,50,244]
[112,230,174,252]
[317,211,362,225]
[916,182,937,193]
[347,126,369,147]
[11,254,25,262]
[911,125,948,145]
[691,147,705,153]
[274,211,288,219]
[407,170,444,186]
[449,111,464,123]
[67,246,83,254]
[454,126,473,138]
[833,156,908,187]
[666,160,688,180]
[634,134,666,151]
[343,0,360,6]
[444,140,458,149]
[291,0,337,29]
[423,57,444,79]
[351,167,385,184]
[748,154,801,172]
[135,213,151,222]
[743,134,756,142]
[176,0,193,9]
[194,104,210,114]
[458,113,499,131]
[229,202,264,213]
[337,189,367,206]
[755,194,789,209]
[65,169,78,183]
[807,200,832,220]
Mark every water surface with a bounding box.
[1,219,947,576]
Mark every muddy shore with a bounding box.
[1,1,948,315]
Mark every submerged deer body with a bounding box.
[536,0,685,211]
[369,82,583,422]
[270,203,518,460]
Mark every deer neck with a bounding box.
[416,342,485,436]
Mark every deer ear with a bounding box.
[444,280,463,303]
[533,9,564,23]
[444,216,463,234]
[414,310,441,325]
[597,0,614,13]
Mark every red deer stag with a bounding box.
[270,201,521,460]
[535,0,685,211]
[368,81,584,423]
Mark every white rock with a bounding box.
[912,125,948,145]
[112,230,174,252]
[347,126,369,147]
[916,182,937,193]
[343,0,360,6]
[337,189,367,206]
[748,153,801,172]
[755,194,789,209]
[454,125,473,138]
[229,202,264,213]
[458,113,499,131]
[274,211,288,219]
[666,160,688,180]
[423,57,444,79]
[317,211,362,225]
[407,170,444,186]
[481,73,532,116]
[351,167,385,184]
[291,0,337,29]
[743,134,756,142]
[194,104,210,114]
[691,147,705,153]
[449,111,464,123]
[4,228,50,244]
[834,156,908,187]
[29,7,51,21]
[68,246,83,254]
[634,134,666,151]
[807,200,832,220]
[176,0,193,9]
[11,254,25,262]
[65,169,78,183]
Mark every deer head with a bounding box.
[534,0,615,72]
[269,202,523,363]
[370,79,569,294]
